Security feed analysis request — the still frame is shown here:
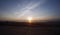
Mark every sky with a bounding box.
[0,0,60,21]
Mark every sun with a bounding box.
[27,17,32,23]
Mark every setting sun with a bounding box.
[27,17,32,23]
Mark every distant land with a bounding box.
[0,19,60,27]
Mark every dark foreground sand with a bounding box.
[0,26,60,35]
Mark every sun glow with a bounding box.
[27,17,32,23]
